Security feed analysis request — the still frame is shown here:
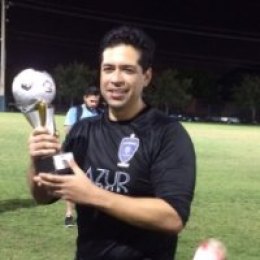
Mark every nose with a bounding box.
[110,70,124,86]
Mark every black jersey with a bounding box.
[63,106,196,260]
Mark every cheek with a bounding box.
[100,74,108,87]
[132,79,145,93]
[100,86,107,98]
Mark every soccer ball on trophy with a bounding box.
[12,68,56,135]
[12,68,56,110]
[12,68,73,174]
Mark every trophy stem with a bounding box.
[36,101,47,127]
[24,101,56,135]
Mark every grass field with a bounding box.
[0,112,259,260]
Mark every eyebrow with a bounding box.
[102,63,137,68]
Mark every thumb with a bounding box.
[33,126,49,135]
[68,158,84,176]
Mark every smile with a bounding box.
[108,89,127,93]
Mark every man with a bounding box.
[28,26,196,259]
[64,86,101,134]
[64,86,101,227]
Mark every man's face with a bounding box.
[83,94,100,108]
[100,44,151,114]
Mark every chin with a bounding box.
[106,100,127,109]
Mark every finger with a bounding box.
[29,126,60,144]
[33,174,56,187]
[32,127,49,136]
[29,148,59,157]
[33,175,62,188]
[28,135,61,157]
[38,173,66,184]
[29,141,61,151]
[33,127,58,137]
[29,133,60,146]
[47,188,63,198]
[33,175,43,186]
[67,159,85,176]
[30,149,58,157]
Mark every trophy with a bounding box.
[12,68,73,174]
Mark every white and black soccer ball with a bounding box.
[12,68,56,111]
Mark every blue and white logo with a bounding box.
[117,133,139,168]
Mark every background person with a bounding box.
[28,26,196,260]
[64,86,101,134]
[64,86,101,227]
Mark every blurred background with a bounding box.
[1,0,260,123]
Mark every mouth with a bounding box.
[89,100,98,105]
[107,89,128,99]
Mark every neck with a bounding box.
[84,104,95,110]
[108,100,146,121]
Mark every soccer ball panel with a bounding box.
[12,68,56,110]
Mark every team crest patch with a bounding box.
[117,133,139,168]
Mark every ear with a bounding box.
[143,68,152,88]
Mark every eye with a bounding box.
[102,66,113,73]
[123,67,135,74]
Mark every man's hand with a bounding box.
[33,159,96,204]
[27,126,62,203]
[28,127,61,158]
[33,159,183,233]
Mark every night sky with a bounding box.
[5,0,260,82]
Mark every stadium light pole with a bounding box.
[0,0,6,111]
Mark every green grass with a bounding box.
[0,112,76,260]
[0,113,259,259]
[177,123,260,260]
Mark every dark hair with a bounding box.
[84,86,100,96]
[99,26,155,71]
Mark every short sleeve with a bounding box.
[150,123,196,225]
[64,107,77,126]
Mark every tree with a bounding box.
[233,74,260,123]
[53,62,97,107]
[182,69,220,117]
[146,69,192,114]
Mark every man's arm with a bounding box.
[90,187,184,234]
[27,127,61,204]
[27,162,57,204]
[35,160,184,234]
